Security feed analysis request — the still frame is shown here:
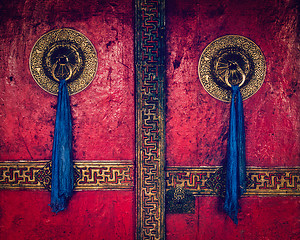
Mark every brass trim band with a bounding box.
[1,161,299,196]
[0,161,134,190]
[135,0,166,239]
[166,166,300,196]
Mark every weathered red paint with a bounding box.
[166,196,300,239]
[166,0,299,167]
[0,0,135,161]
[0,0,135,239]
[0,190,135,240]
[166,0,299,239]
[0,0,299,239]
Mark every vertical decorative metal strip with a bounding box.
[135,0,166,239]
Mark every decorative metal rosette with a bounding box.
[29,28,98,95]
[198,35,266,102]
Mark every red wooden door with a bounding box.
[165,0,299,239]
[0,0,299,240]
[0,1,136,239]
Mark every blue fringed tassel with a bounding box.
[236,87,247,197]
[50,79,74,213]
[224,85,246,224]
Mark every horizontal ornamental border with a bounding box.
[0,161,134,190]
[0,161,299,195]
[166,166,300,196]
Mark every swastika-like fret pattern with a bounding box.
[166,167,300,196]
[247,168,300,195]
[1,161,299,196]
[75,162,133,190]
[0,161,46,189]
[0,161,134,190]
[136,0,166,239]
[166,167,218,195]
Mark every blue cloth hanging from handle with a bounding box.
[224,85,246,224]
[50,79,74,213]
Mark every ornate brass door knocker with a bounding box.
[51,56,73,82]
[198,35,266,102]
[29,29,98,213]
[219,61,246,88]
[198,35,266,224]
[29,28,98,95]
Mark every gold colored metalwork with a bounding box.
[0,161,134,190]
[0,161,50,189]
[51,58,73,82]
[166,166,300,196]
[74,161,134,190]
[1,161,299,196]
[166,187,195,214]
[198,35,266,102]
[29,28,98,95]
[223,64,246,87]
[135,0,166,239]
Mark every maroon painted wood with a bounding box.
[0,1,135,239]
[0,0,299,239]
[165,0,299,239]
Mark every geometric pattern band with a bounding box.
[135,0,166,239]
[0,161,48,190]
[166,166,300,196]
[1,161,299,196]
[0,161,134,190]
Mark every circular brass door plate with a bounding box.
[29,28,98,95]
[198,35,266,102]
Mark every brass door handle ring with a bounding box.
[51,60,73,82]
[224,62,246,88]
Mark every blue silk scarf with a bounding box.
[224,85,246,224]
[50,79,74,213]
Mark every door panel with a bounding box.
[0,190,135,239]
[165,0,299,239]
[165,0,299,167]
[0,0,299,239]
[0,0,135,239]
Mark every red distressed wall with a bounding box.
[0,0,135,239]
[165,0,299,239]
